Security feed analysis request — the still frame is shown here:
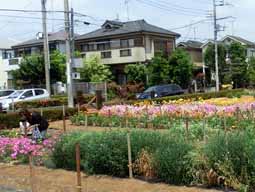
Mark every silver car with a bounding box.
[0,88,49,111]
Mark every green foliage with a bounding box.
[79,55,112,82]
[124,64,147,83]
[50,50,66,83]
[247,57,255,86]
[14,98,67,109]
[154,136,193,184]
[169,48,194,88]
[204,43,227,84]
[228,42,248,88]
[52,130,192,184]
[11,51,66,87]
[147,53,170,86]
[201,130,255,190]
[0,107,77,129]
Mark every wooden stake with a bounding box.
[29,154,36,192]
[23,121,28,138]
[202,115,206,142]
[127,132,133,178]
[40,108,43,116]
[85,113,88,129]
[63,105,66,133]
[76,143,82,192]
[77,104,80,113]
[185,118,189,140]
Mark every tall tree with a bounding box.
[124,64,147,84]
[11,51,66,87]
[228,42,247,88]
[147,53,170,86]
[247,57,255,86]
[169,48,194,89]
[204,43,227,85]
[79,55,112,82]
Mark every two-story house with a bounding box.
[1,30,71,88]
[75,20,180,84]
[177,40,203,68]
[202,35,255,60]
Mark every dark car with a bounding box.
[136,84,184,99]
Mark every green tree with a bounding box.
[124,64,147,83]
[79,55,112,82]
[247,57,255,86]
[204,43,227,84]
[147,53,170,86]
[11,51,66,87]
[228,42,247,88]
[169,48,194,88]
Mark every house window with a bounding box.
[97,41,110,51]
[120,39,129,48]
[120,49,131,57]
[101,51,112,59]
[134,37,143,46]
[9,58,19,65]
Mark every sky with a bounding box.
[0,0,254,47]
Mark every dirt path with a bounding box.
[0,164,223,192]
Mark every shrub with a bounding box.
[199,130,255,190]
[105,89,247,105]
[52,130,192,185]
[0,107,77,129]
[14,98,67,109]
[153,136,193,184]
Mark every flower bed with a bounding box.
[0,136,56,164]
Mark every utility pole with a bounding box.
[213,0,220,92]
[64,0,74,108]
[41,0,51,95]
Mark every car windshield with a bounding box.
[144,86,156,93]
[0,90,14,97]
[8,91,23,99]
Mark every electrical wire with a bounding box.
[136,0,208,16]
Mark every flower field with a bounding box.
[99,96,255,119]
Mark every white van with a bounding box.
[0,88,49,111]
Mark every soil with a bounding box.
[0,121,224,192]
[0,164,223,192]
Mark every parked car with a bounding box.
[0,88,49,112]
[136,84,184,99]
[0,89,16,100]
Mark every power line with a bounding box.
[136,0,209,16]
[169,19,211,30]
[155,0,209,13]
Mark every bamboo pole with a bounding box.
[40,108,43,117]
[63,105,66,133]
[127,132,133,178]
[76,143,82,192]
[29,154,36,192]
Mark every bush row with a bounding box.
[52,130,191,184]
[13,94,94,109]
[0,107,77,129]
[52,129,255,191]
[105,89,247,105]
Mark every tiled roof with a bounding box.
[178,40,203,49]
[12,30,79,48]
[76,19,180,40]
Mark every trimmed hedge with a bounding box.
[14,98,67,109]
[0,107,77,129]
[13,94,94,110]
